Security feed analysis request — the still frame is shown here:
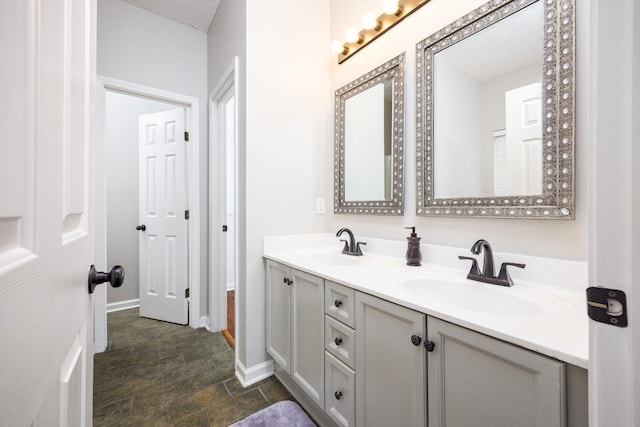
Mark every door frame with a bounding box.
[95,76,201,351]
[209,57,239,335]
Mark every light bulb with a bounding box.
[383,0,400,15]
[331,40,346,55]
[362,12,380,30]
[345,28,361,44]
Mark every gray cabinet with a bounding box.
[355,292,427,427]
[427,316,566,427]
[266,260,325,407]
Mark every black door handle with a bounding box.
[88,265,125,294]
[136,224,146,231]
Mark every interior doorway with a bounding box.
[95,76,202,352]
[209,58,239,349]
[221,91,236,346]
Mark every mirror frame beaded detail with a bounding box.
[415,0,576,219]
[334,53,406,215]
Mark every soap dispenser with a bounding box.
[405,226,422,266]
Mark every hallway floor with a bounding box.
[93,308,292,426]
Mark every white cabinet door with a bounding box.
[266,260,291,370]
[355,292,426,427]
[290,268,325,408]
[266,261,324,408]
[0,0,96,424]
[427,316,566,427]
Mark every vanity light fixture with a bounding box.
[332,0,429,64]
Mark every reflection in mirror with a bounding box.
[416,0,575,219]
[335,54,405,215]
[434,1,542,198]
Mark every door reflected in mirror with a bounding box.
[433,1,543,199]
[335,54,405,215]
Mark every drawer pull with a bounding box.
[334,337,343,346]
[334,299,343,308]
[335,391,343,400]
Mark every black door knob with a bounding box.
[411,335,422,346]
[334,391,343,400]
[334,299,343,308]
[88,265,125,294]
[334,337,343,346]
[136,224,146,231]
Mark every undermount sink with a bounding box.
[295,253,363,267]
[389,271,575,317]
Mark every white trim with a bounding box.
[200,316,211,331]
[95,76,202,344]
[106,299,140,313]
[235,359,274,388]
[209,57,240,334]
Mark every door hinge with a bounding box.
[184,210,190,220]
[184,131,189,141]
[185,288,190,298]
[222,225,228,232]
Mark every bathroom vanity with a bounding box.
[263,234,588,427]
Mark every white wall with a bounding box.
[207,0,331,376]
[244,0,331,370]
[329,0,589,262]
[104,92,176,304]
[434,59,484,198]
[97,0,208,310]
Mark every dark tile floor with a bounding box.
[93,308,292,426]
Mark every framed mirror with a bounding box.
[334,54,405,215]
[415,0,575,218]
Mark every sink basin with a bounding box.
[390,271,574,317]
[295,253,363,267]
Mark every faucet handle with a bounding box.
[458,256,480,277]
[497,262,526,287]
[340,239,350,254]
[355,241,367,256]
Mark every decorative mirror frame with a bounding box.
[334,53,405,215]
[415,0,575,219]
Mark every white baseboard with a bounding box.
[106,298,140,313]
[235,359,274,388]
[200,316,211,331]
[227,282,235,292]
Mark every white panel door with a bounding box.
[0,0,96,425]
[138,109,189,324]
[505,82,542,195]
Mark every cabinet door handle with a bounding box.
[424,340,436,352]
[282,277,292,286]
[410,334,422,346]
[334,337,343,346]
[334,299,343,308]
[283,277,287,284]
[334,391,343,400]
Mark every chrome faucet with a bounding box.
[336,228,366,256]
[458,239,525,287]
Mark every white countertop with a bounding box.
[263,234,589,369]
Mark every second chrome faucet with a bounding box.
[336,228,366,256]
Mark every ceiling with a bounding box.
[123,0,221,32]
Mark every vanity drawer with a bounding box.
[325,351,356,427]
[325,315,355,369]
[325,280,355,328]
